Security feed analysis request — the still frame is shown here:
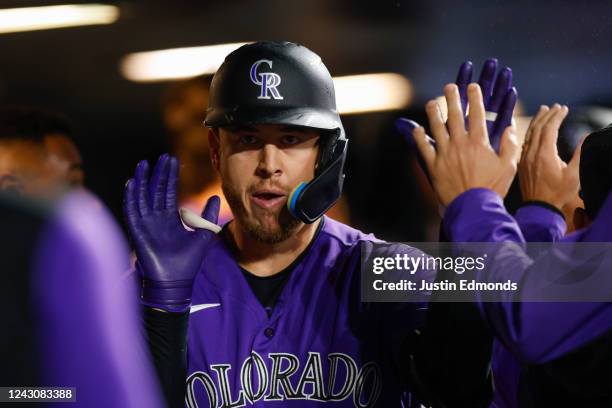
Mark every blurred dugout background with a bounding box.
[1,0,612,242]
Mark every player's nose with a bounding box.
[255,143,283,178]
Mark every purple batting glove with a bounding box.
[123,154,220,312]
[455,58,518,152]
[455,60,474,115]
[395,117,436,182]
[490,86,517,152]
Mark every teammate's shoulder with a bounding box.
[319,216,383,247]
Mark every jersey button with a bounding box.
[264,327,275,338]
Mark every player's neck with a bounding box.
[228,219,321,277]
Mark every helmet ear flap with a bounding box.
[288,137,348,224]
[316,129,341,176]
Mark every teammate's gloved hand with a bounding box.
[396,58,517,180]
[456,59,517,152]
[123,154,220,312]
[395,118,437,181]
[412,83,520,207]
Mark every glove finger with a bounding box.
[395,117,419,146]
[201,195,221,224]
[491,87,517,152]
[149,153,170,211]
[488,67,512,113]
[455,61,473,115]
[123,178,139,230]
[395,117,437,149]
[478,58,498,106]
[166,156,179,211]
[134,160,150,217]
[395,118,436,183]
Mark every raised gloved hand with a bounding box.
[456,58,517,152]
[123,153,220,312]
[412,83,520,207]
[396,59,518,179]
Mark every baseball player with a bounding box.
[0,106,84,196]
[1,190,163,407]
[125,42,494,407]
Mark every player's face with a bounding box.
[0,139,64,196]
[212,124,320,243]
[44,133,85,187]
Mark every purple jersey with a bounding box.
[185,217,430,408]
[443,188,612,408]
[493,202,565,408]
[514,204,566,243]
[497,202,570,407]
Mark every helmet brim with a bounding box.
[204,107,343,136]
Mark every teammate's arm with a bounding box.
[514,104,581,242]
[514,201,566,242]
[394,84,514,406]
[413,85,612,363]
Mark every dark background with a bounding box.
[1,0,611,241]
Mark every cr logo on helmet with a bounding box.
[250,59,284,100]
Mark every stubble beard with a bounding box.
[222,181,301,244]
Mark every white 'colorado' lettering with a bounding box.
[185,352,382,408]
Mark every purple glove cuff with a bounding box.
[141,301,190,314]
[141,279,194,312]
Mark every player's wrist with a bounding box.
[141,278,195,312]
[141,299,191,313]
[519,200,564,218]
[524,194,564,211]
[142,302,191,314]
[442,188,503,241]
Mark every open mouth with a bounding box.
[251,191,287,209]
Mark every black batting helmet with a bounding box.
[204,41,347,224]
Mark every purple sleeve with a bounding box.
[442,188,525,243]
[515,203,566,242]
[443,188,612,364]
[34,191,164,408]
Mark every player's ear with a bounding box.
[208,128,221,171]
[573,207,592,230]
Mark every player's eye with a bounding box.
[239,135,259,146]
[281,135,301,145]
